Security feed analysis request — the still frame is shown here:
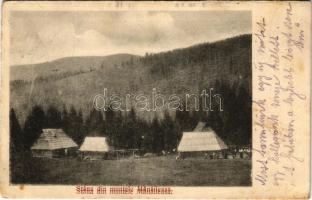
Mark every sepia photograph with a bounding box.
[9,10,252,186]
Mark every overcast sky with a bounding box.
[10,11,251,65]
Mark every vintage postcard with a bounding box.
[0,1,310,199]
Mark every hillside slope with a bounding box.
[10,34,251,123]
[11,54,139,82]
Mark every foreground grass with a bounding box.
[11,155,251,186]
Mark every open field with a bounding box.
[11,155,251,186]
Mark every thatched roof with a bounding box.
[31,129,78,150]
[79,137,110,152]
[177,122,228,152]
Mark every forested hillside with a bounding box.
[10,34,251,155]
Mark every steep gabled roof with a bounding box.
[79,137,110,152]
[177,122,228,152]
[31,129,78,150]
[193,121,206,131]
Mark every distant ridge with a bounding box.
[12,53,141,67]
[11,54,140,82]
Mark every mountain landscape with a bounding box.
[10,34,251,124]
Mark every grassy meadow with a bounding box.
[11,155,251,186]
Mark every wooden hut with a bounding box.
[31,129,78,158]
[79,137,110,160]
[177,122,228,158]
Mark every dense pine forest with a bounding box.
[10,79,251,155]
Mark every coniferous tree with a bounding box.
[124,108,137,149]
[142,127,153,153]
[67,106,78,140]
[23,105,46,149]
[46,105,62,128]
[136,118,147,152]
[64,106,83,144]
[176,102,195,132]
[236,86,252,145]
[61,106,85,145]
[109,110,123,148]
[104,107,115,141]
[76,109,85,144]
[10,108,24,155]
[61,106,70,134]
[161,110,175,152]
[85,108,104,133]
[151,116,162,153]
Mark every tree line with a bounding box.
[10,80,251,157]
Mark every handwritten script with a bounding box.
[254,2,306,186]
